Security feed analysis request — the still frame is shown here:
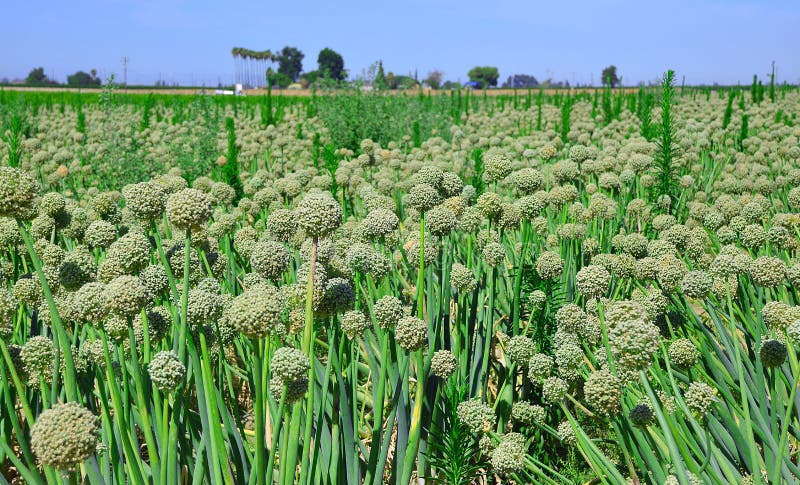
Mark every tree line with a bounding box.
[12,56,624,91]
[14,67,101,87]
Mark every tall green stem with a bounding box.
[253,339,266,485]
[177,230,191,361]
[16,219,78,402]
[284,237,317,485]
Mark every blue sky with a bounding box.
[2,0,797,86]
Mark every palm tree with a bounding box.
[232,48,236,85]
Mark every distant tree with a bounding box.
[374,61,387,90]
[300,70,319,88]
[277,46,304,82]
[602,65,620,88]
[389,74,418,90]
[67,70,101,87]
[26,67,57,86]
[317,48,345,81]
[467,66,499,89]
[442,80,461,90]
[502,74,539,88]
[425,70,443,89]
[267,68,292,88]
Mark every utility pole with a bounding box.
[121,56,129,86]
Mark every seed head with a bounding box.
[430,350,457,378]
[507,336,535,365]
[684,381,718,417]
[250,240,290,281]
[528,353,554,382]
[536,251,564,280]
[0,167,39,219]
[21,335,54,384]
[270,347,310,382]
[406,183,441,212]
[340,310,369,339]
[395,316,427,351]
[490,432,526,476]
[456,399,495,434]
[166,188,213,232]
[668,338,699,367]
[0,288,18,339]
[122,181,167,221]
[362,208,399,240]
[583,369,622,415]
[529,290,547,309]
[30,402,100,470]
[224,284,284,338]
[425,205,457,236]
[760,339,787,368]
[106,275,147,318]
[106,231,151,274]
[750,256,786,288]
[269,374,309,404]
[482,242,506,267]
[373,295,404,329]
[629,402,654,427]
[266,208,297,242]
[84,220,117,248]
[510,401,538,425]
[147,351,186,391]
[609,319,660,370]
[542,376,568,404]
[140,264,169,302]
[680,270,712,299]
[576,264,611,299]
[476,192,503,220]
[73,282,110,323]
[295,193,343,238]
[556,421,576,445]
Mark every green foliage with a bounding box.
[261,86,274,126]
[467,66,499,89]
[536,90,543,131]
[426,382,487,485]
[317,48,345,81]
[471,148,484,195]
[268,69,292,88]
[425,70,443,89]
[141,94,155,130]
[769,63,776,103]
[722,90,735,129]
[560,94,572,143]
[0,99,28,167]
[99,74,117,111]
[601,65,620,88]
[374,61,387,90]
[25,67,58,86]
[221,117,243,202]
[654,70,679,203]
[601,83,613,126]
[387,74,418,90]
[738,113,749,150]
[637,87,654,139]
[315,93,451,150]
[277,46,305,82]
[67,71,101,87]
